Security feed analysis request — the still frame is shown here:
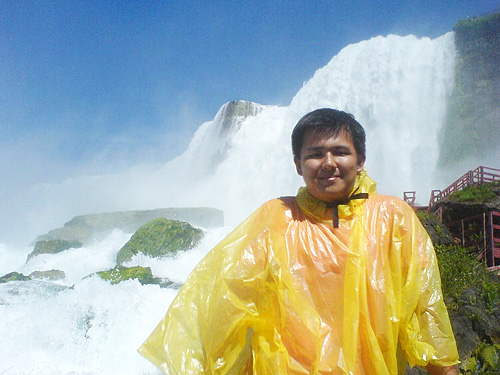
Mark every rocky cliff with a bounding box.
[439,11,500,167]
[36,207,223,245]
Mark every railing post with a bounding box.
[428,190,441,211]
[403,191,416,207]
[461,219,465,248]
[490,211,494,267]
[483,212,487,266]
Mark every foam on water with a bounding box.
[0,225,233,375]
[0,278,173,375]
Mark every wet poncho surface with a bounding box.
[139,172,458,374]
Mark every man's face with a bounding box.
[294,130,365,203]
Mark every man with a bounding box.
[139,109,459,375]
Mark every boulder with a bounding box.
[29,269,66,281]
[89,265,181,288]
[92,265,160,285]
[0,272,31,283]
[27,239,83,261]
[116,218,204,264]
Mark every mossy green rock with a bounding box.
[28,239,83,261]
[0,272,31,283]
[116,218,204,264]
[94,265,160,285]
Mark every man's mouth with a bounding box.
[319,173,341,182]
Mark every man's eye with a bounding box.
[308,153,323,158]
[335,150,350,156]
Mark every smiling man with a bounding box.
[294,129,364,203]
[139,109,459,375]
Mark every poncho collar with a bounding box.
[296,170,377,227]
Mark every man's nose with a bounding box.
[322,152,337,169]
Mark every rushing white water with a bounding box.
[0,226,233,375]
[0,33,456,374]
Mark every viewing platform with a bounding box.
[404,166,500,272]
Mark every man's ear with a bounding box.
[294,157,303,176]
[356,156,366,173]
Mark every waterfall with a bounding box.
[157,32,456,222]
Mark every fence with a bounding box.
[428,166,500,208]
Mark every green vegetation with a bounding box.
[435,244,500,311]
[454,12,500,33]
[462,344,500,375]
[415,166,500,374]
[416,210,441,225]
[416,207,500,312]
[416,210,454,245]
[448,182,500,204]
[116,218,204,264]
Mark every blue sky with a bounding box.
[1,0,499,187]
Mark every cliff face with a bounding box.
[208,100,266,169]
[439,11,500,166]
[36,207,224,245]
[215,100,264,135]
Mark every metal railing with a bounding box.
[428,166,500,208]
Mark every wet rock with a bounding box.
[29,269,66,281]
[116,218,204,265]
[88,265,182,288]
[93,265,159,285]
[0,272,31,283]
[27,239,83,261]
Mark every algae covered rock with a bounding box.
[88,265,182,288]
[28,239,83,261]
[0,272,31,283]
[116,218,204,264]
[92,265,160,285]
[29,269,66,281]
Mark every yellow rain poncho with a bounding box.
[139,171,459,374]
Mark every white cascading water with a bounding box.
[0,33,456,374]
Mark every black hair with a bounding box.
[291,108,366,162]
